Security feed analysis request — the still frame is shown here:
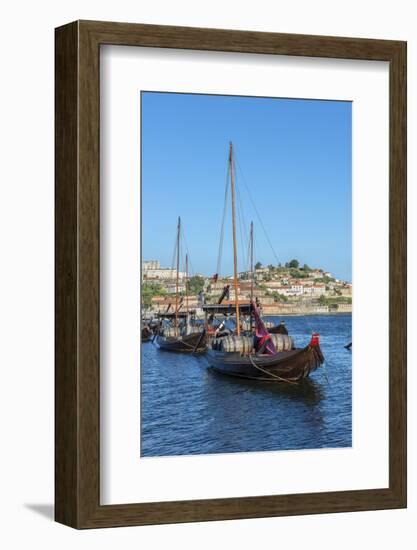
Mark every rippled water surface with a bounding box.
[141,314,352,457]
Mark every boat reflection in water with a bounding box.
[207,366,325,404]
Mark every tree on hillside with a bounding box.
[272,291,288,303]
[187,275,205,295]
[255,261,262,270]
[318,294,327,306]
[291,269,309,279]
[288,259,299,269]
[142,283,167,308]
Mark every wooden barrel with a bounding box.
[241,319,274,331]
[213,337,225,350]
[220,335,254,354]
[163,327,181,337]
[190,324,204,333]
[270,334,293,351]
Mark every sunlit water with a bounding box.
[141,314,352,457]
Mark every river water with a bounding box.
[141,314,352,457]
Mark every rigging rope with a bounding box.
[170,231,178,272]
[246,235,252,274]
[233,151,322,348]
[235,177,249,272]
[234,153,280,266]
[211,146,317,365]
[216,164,230,278]
[180,223,196,277]
[248,354,299,384]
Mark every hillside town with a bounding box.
[142,259,352,317]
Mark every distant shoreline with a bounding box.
[262,311,352,318]
[145,309,352,320]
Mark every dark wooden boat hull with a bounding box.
[156,332,206,354]
[268,324,288,335]
[141,327,153,342]
[206,344,324,382]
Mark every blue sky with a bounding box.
[141,92,352,282]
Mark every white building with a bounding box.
[143,260,160,272]
[303,284,326,296]
[142,260,186,280]
[289,284,304,296]
[164,282,186,294]
[143,268,186,280]
[267,286,292,297]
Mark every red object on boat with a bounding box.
[310,333,320,347]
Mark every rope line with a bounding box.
[248,354,299,384]
[216,164,230,277]
[180,224,196,277]
[234,153,280,265]
[235,178,249,271]
[170,231,178,272]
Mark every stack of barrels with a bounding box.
[212,334,293,354]
[240,319,274,331]
[162,327,181,337]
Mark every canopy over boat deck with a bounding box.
[202,303,252,316]
[156,310,196,319]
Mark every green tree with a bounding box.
[142,283,166,308]
[255,261,262,270]
[187,275,205,295]
[318,294,327,306]
[315,276,335,284]
[290,269,309,279]
[272,291,288,303]
[288,259,299,269]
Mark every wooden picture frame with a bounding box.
[55,20,407,529]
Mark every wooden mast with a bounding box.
[174,216,180,332]
[229,142,240,336]
[250,221,254,302]
[185,253,189,315]
[249,221,254,333]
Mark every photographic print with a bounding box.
[140,91,352,458]
[55,21,406,527]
